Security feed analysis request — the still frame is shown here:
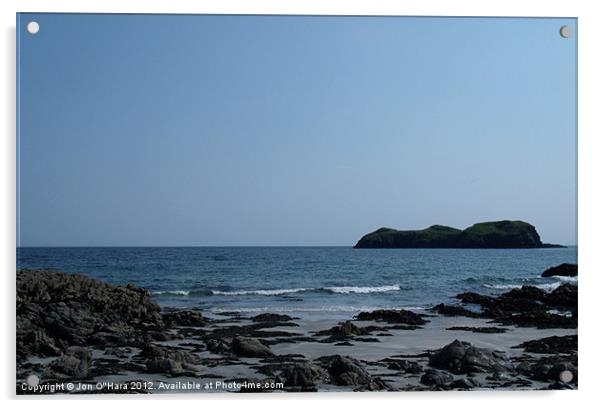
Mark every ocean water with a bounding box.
[17,247,577,319]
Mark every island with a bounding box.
[354,220,564,249]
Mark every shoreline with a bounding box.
[16,268,577,394]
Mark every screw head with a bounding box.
[26,374,40,387]
[26,21,40,35]
[559,370,573,383]
[559,25,571,38]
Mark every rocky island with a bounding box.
[354,220,564,249]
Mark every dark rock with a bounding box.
[420,369,454,386]
[450,377,480,389]
[206,338,232,353]
[231,337,274,358]
[277,362,330,388]
[431,304,482,318]
[494,310,576,329]
[545,284,577,308]
[548,362,577,383]
[457,283,578,329]
[542,263,578,278]
[524,357,577,383]
[45,347,92,379]
[146,358,184,375]
[353,337,379,343]
[104,346,133,358]
[387,360,422,374]
[138,344,199,365]
[162,310,205,327]
[446,326,508,334]
[316,355,372,386]
[429,340,512,374]
[17,269,164,358]
[355,309,427,325]
[315,321,366,337]
[354,377,390,391]
[456,292,496,306]
[252,313,294,323]
[142,344,200,376]
[501,286,547,302]
[513,335,577,354]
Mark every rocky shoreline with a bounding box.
[16,267,577,394]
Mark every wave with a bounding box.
[152,289,213,297]
[483,282,570,291]
[152,284,402,297]
[210,305,425,314]
[212,288,312,296]
[550,275,578,283]
[323,284,401,294]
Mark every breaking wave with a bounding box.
[152,284,402,297]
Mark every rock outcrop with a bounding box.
[17,269,164,358]
[542,263,577,278]
[354,220,563,249]
[429,340,513,374]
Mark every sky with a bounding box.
[17,14,577,246]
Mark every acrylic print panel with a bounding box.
[16,13,577,394]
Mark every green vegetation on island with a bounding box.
[354,220,564,249]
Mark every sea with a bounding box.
[17,247,577,320]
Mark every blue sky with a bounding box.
[17,14,577,246]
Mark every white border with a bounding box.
[2,1,600,407]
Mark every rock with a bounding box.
[429,340,512,374]
[542,263,578,278]
[206,338,232,353]
[354,377,390,391]
[315,321,367,338]
[104,347,133,358]
[231,337,274,358]
[501,286,547,302]
[317,355,372,386]
[141,344,200,376]
[446,326,507,334]
[513,335,577,354]
[162,310,205,327]
[494,310,576,329]
[17,269,164,358]
[45,346,92,379]
[456,292,494,306]
[355,309,427,325]
[545,284,577,308]
[486,370,512,382]
[138,344,199,365]
[21,328,62,356]
[457,283,578,329]
[431,304,482,318]
[450,377,480,389]
[277,363,330,388]
[420,369,454,386]
[548,362,577,383]
[146,358,184,375]
[252,313,294,323]
[387,360,422,374]
[354,221,562,249]
[524,356,577,383]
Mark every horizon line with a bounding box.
[16,244,578,249]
